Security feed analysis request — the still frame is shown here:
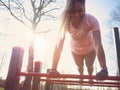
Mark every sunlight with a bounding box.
[34,35,48,62]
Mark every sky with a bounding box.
[0,0,120,80]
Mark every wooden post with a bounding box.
[32,61,41,90]
[5,47,24,90]
[45,69,51,90]
[113,27,120,75]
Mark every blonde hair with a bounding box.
[59,0,85,34]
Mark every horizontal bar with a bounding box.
[18,72,120,87]
[52,82,120,88]
[18,72,120,81]
[42,79,120,88]
[41,79,120,85]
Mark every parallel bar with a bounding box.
[17,72,120,88]
[40,79,120,85]
[51,82,120,88]
[18,72,120,81]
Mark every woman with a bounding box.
[49,0,108,81]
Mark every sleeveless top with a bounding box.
[68,14,100,55]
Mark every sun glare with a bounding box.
[34,35,48,62]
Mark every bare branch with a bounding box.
[106,3,120,27]
[0,0,31,27]
[0,0,62,31]
[43,7,61,15]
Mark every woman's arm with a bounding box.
[51,34,66,70]
[92,30,106,68]
[92,30,108,80]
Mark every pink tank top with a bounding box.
[68,14,100,55]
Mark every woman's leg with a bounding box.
[84,50,96,83]
[72,52,84,75]
[84,50,96,75]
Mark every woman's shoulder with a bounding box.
[85,13,100,30]
[85,13,97,20]
[85,13,99,24]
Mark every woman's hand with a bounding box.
[48,69,60,78]
[95,67,108,80]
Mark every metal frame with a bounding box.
[18,72,120,88]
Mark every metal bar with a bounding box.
[18,72,120,81]
[50,82,120,88]
[17,72,120,88]
[41,79,120,88]
[40,79,120,85]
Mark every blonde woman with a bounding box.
[49,0,108,81]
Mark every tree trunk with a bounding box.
[22,40,34,90]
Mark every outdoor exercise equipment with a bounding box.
[4,27,120,90]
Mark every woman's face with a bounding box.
[68,2,85,24]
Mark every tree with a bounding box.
[0,0,61,31]
[107,3,120,27]
[0,0,63,90]
[106,3,120,77]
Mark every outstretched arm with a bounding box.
[92,30,108,80]
[92,30,106,68]
[51,34,66,70]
